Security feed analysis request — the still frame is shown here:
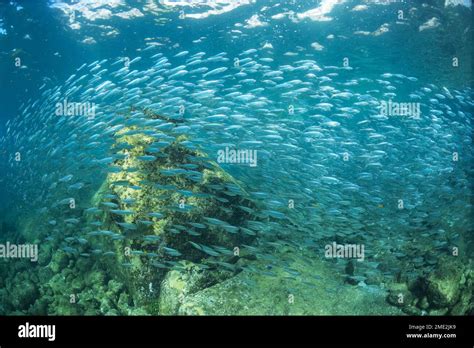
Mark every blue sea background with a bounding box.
[0,0,472,315]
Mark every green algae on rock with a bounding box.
[159,248,405,315]
[386,256,473,315]
[84,111,259,311]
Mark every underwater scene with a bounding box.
[0,0,472,317]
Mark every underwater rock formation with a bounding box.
[387,256,473,315]
[158,247,404,315]
[0,111,261,315]
[70,113,258,312]
[423,257,473,314]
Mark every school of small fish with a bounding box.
[1,37,473,286]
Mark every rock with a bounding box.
[158,264,232,314]
[38,267,53,285]
[404,306,422,316]
[449,269,473,315]
[407,277,425,297]
[49,250,69,273]
[84,271,105,288]
[29,298,48,315]
[417,296,429,310]
[386,283,413,308]
[429,307,449,315]
[425,256,463,308]
[171,250,404,315]
[100,298,114,314]
[158,270,188,315]
[364,270,384,285]
[85,121,259,309]
[11,278,38,310]
[84,308,101,315]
